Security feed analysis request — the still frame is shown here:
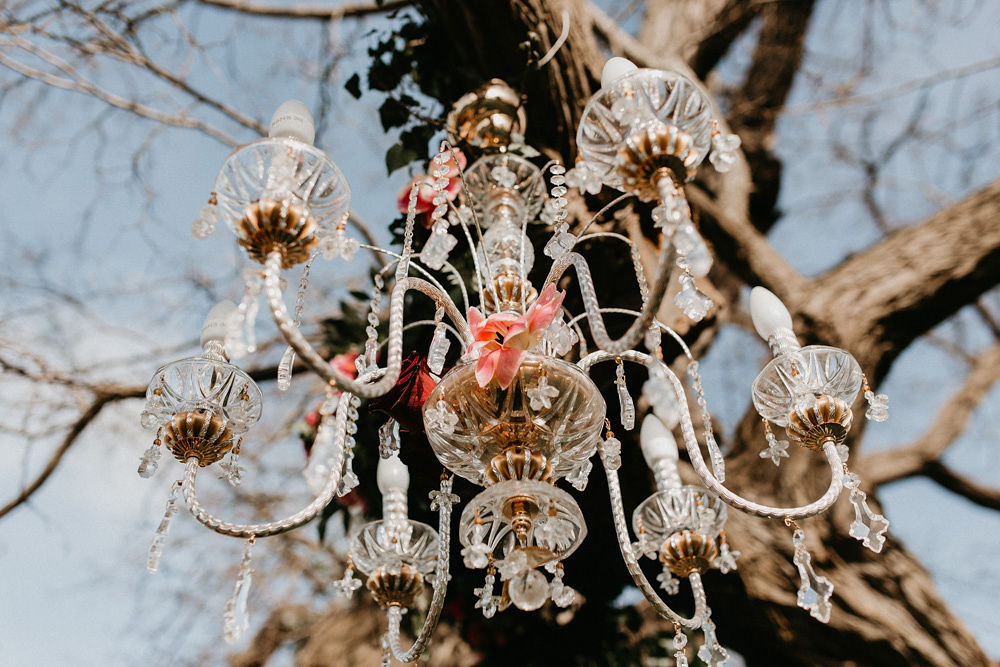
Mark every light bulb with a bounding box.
[639,413,678,466]
[269,100,315,144]
[749,286,793,341]
[200,300,240,349]
[377,452,409,494]
[601,57,638,88]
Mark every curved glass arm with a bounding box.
[181,392,352,538]
[601,454,708,629]
[384,482,456,663]
[263,251,471,399]
[542,233,674,355]
[579,350,844,520]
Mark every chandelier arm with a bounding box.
[601,454,708,629]
[361,247,471,316]
[663,358,845,520]
[179,392,352,538]
[263,252,470,398]
[384,495,454,663]
[542,238,674,355]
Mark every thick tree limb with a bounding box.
[198,0,411,20]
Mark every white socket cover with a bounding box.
[601,56,638,89]
[377,452,409,493]
[269,100,316,145]
[749,286,793,340]
[200,300,240,349]
[639,413,679,466]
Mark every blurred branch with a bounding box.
[861,341,1000,502]
[198,0,412,20]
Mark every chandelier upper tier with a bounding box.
[136,57,891,665]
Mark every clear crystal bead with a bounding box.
[657,566,680,595]
[760,431,791,466]
[526,375,560,410]
[864,390,889,422]
[428,318,450,375]
[697,619,729,666]
[543,223,575,259]
[218,453,244,487]
[139,409,160,430]
[705,432,725,482]
[600,437,622,471]
[276,346,295,391]
[713,542,740,574]
[223,539,254,644]
[615,362,635,431]
[191,217,215,239]
[709,133,741,173]
[566,458,593,491]
[508,568,549,611]
[420,228,457,270]
[674,273,712,322]
[137,445,161,479]
[333,566,363,598]
[425,400,459,435]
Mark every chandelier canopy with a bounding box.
[136,56,891,664]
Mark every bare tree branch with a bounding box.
[198,0,412,20]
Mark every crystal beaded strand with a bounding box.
[614,359,635,430]
[277,254,317,391]
[427,305,450,375]
[861,374,890,422]
[137,433,162,478]
[672,625,689,667]
[223,536,255,644]
[147,479,182,573]
[421,148,459,270]
[687,361,725,482]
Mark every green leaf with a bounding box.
[344,73,362,99]
[378,97,410,130]
[385,142,418,174]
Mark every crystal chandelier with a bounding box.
[136,57,892,664]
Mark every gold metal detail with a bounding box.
[237,197,319,269]
[485,446,553,485]
[502,495,541,545]
[785,394,853,451]
[482,271,537,314]
[366,563,424,608]
[446,79,526,149]
[163,409,236,466]
[615,123,703,200]
[659,530,718,577]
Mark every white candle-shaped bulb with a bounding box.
[640,414,678,466]
[377,452,409,494]
[601,57,638,88]
[749,286,794,341]
[269,100,315,145]
[200,300,240,349]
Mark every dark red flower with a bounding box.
[368,352,438,433]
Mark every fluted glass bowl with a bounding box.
[751,345,862,426]
[577,69,713,191]
[214,136,351,236]
[462,154,546,224]
[144,357,262,433]
[423,354,606,485]
[632,486,727,543]
[349,519,439,576]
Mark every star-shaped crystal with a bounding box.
[656,566,680,595]
[760,434,791,466]
[864,390,890,422]
[497,550,528,581]
[709,132,741,173]
[599,437,622,471]
[217,457,244,487]
[527,375,560,410]
[713,542,740,574]
[566,458,592,491]
[565,161,602,195]
[490,165,517,188]
[333,567,362,599]
[425,400,458,435]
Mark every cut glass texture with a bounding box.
[145,357,263,433]
[349,519,440,576]
[751,345,863,427]
[632,486,727,547]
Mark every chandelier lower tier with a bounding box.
[135,57,891,664]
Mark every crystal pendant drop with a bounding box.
[673,628,689,667]
[543,223,576,259]
[713,541,740,574]
[675,272,712,322]
[474,572,499,618]
[844,473,890,553]
[705,432,725,483]
[599,437,622,471]
[461,522,491,569]
[508,568,549,611]
[425,400,458,434]
[644,324,661,351]
[421,227,457,270]
[147,480,181,573]
[615,362,635,430]
[218,451,244,487]
[526,375,560,410]
[709,132,741,173]
[378,419,400,459]
[338,450,360,496]
[276,346,295,391]
[137,444,161,478]
[792,529,834,623]
[566,458,593,491]
[427,309,450,375]
[697,618,729,666]
[333,565,362,599]
[657,566,680,595]
[223,538,255,644]
[549,567,576,608]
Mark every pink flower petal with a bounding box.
[525,284,565,332]
[475,350,500,387]
[494,349,526,389]
[468,307,485,337]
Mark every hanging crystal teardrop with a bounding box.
[792,529,834,623]
[673,627,689,667]
[844,473,890,553]
[276,346,295,391]
[137,443,162,479]
[378,419,400,459]
[864,390,890,422]
[223,537,255,644]
[147,480,181,573]
[428,306,450,375]
[615,361,635,430]
[696,618,729,666]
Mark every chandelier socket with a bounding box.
[785,395,853,451]
[237,198,319,269]
[659,530,718,577]
[163,409,237,466]
[485,446,552,485]
[503,494,541,545]
[366,563,424,608]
